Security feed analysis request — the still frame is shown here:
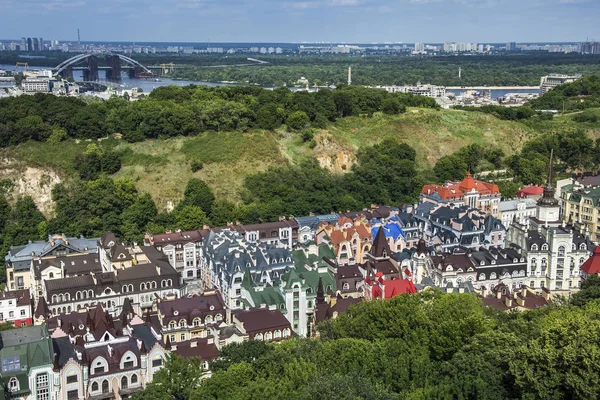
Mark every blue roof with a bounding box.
[372,224,406,241]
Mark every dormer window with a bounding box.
[541,244,548,251]
[8,377,18,392]
[531,244,538,251]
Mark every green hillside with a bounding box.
[0,107,538,211]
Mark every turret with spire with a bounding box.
[538,149,559,207]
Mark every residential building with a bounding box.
[144,230,205,282]
[477,283,551,311]
[370,217,408,252]
[47,302,168,399]
[5,234,98,291]
[421,173,501,218]
[540,74,581,95]
[233,308,293,342]
[156,290,226,346]
[21,78,51,92]
[500,198,538,228]
[295,214,340,244]
[0,289,32,327]
[312,279,362,336]
[580,42,600,55]
[38,245,182,318]
[230,219,298,249]
[200,229,294,309]
[316,216,372,265]
[0,325,55,400]
[410,202,506,251]
[506,166,594,291]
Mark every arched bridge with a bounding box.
[53,53,154,80]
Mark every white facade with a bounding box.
[500,198,537,228]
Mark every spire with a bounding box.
[53,354,60,371]
[371,227,392,259]
[547,148,554,188]
[316,277,325,304]
[140,340,148,355]
[145,310,152,325]
[34,296,51,319]
[165,335,172,350]
[416,237,427,256]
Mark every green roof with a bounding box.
[569,187,600,206]
[244,284,286,310]
[0,325,53,394]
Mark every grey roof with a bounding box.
[294,214,340,229]
[6,235,98,271]
[499,198,537,212]
[45,275,95,291]
[0,325,49,347]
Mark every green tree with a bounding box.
[382,97,405,115]
[286,111,310,131]
[179,178,215,216]
[572,275,600,307]
[175,206,210,231]
[133,354,203,400]
[434,154,468,183]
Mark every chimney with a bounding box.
[481,286,487,298]
[521,286,527,298]
[516,294,525,307]
[496,289,502,299]
[504,295,513,308]
[190,341,198,348]
[541,287,550,301]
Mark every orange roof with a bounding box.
[371,279,417,299]
[421,173,500,201]
[581,246,600,275]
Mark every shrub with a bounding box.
[191,159,204,172]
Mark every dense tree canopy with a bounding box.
[130,290,600,400]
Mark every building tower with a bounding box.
[348,66,352,85]
[536,149,560,223]
[458,67,462,79]
[77,28,81,46]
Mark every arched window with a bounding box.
[254,333,263,340]
[179,320,186,328]
[152,282,157,289]
[8,377,18,392]
[141,283,146,291]
[161,280,166,288]
[167,279,172,287]
[541,258,547,266]
[580,257,585,265]
[490,273,497,279]
[76,291,81,300]
[531,258,537,266]
[343,282,350,290]
[122,285,128,293]
[59,294,63,302]
[531,244,538,251]
[541,244,548,251]
[580,243,587,250]
[205,315,213,324]
[131,374,138,384]
[88,290,94,298]
[558,246,566,257]
[512,271,519,277]
[274,330,281,338]
[265,332,272,341]
[102,380,109,394]
[572,243,577,250]
[193,318,201,327]
[169,321,176,329]
[92,382,99,392]
[479,273,486,280]
[215,314,223,322]
[49,272,54,279]
[283,328,291,338]
[129,284,133,292]
[121,376,128,389]
[52,295,57,304]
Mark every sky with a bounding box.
[0,0,599,44]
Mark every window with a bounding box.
[124,360,134,368]
[254,333,263,340]
[542,244,548,251]
[170,335,175,342]
[94,366,105,374]
[283,328,291,338]
[37,373,49,400]
[193,318,201,327]
[19,309,25,316]
[67,389,79,399]
[265,332,272,341]
[179,320,186,327]
[121,376,128,389]
[187,271,194,277]
[274,330,281,338]
[67,375,78,384]
[558,246,566,257]
[343,282,350,290]
[490,273,497,279]
[8,377,18,392]
[92,382,99,392]
[531,244,538,251]
[131,374,138,384]
[216,314,223,322]
[479,273,486,280]
[9,311,14,318]
[205,315,213,324]
[2,356,20,372]
[152,359,163,367]
[169,321,176,329]
[102,380,109,394]
[49,272,54,279]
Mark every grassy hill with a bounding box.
[1,107,589,213]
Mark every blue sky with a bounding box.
[0,0,598,43]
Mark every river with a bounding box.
[0,63,540,97]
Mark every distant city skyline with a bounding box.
[0,0,598,44]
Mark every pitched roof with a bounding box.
[421,173,500,201]
[235,308,290,333]
[370,226,392,258]
[581,246,600,275]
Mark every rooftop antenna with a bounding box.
[77,28,81,46]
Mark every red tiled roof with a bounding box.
[516,185,544,197]
[581,246,600,275]
[421,173,500,201]
[371,278,416,299]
